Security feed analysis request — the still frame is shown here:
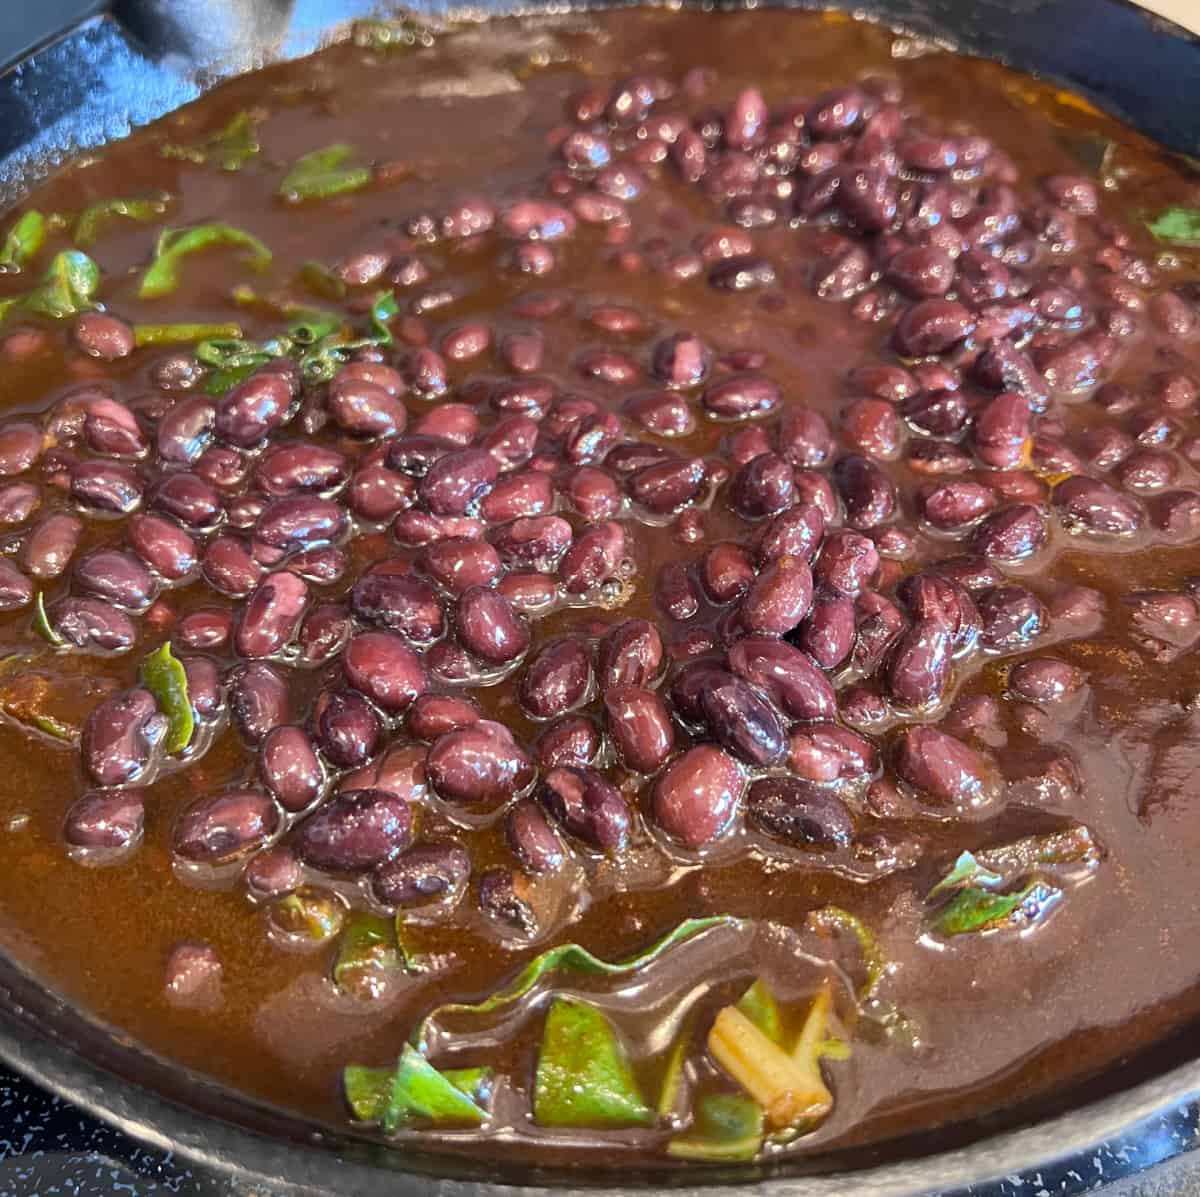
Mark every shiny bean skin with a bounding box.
[978,585,1047,650]
[628,457,707,514]
[480,471,554,523]
[259,725,325,812]
[316,689,383,768]
[490,517,573,570]
[347,466,414,522]
[157,398,215,465]
[974,393,1032,468]
[834,454,895,529]
[730,453,794,519]
[559,520,627,594]
[919,481,997,530]
[539,766,631,851]
[174,789,281,864]
[885,618,953,708]
[82,688,165,787]
[797,589,856,670]
[228,662,290,745]
[656,560,700,621]
[787,723,877,783]
[506,800,567,874]
[726,636,837,720]
[746,777,854,849]
[152,472,222,528]
[351,569,444,643]
[972,505,1046,561]
[328,377,408,438]
[343,631,426,713]
[0,560,32,610]
[652,744,743,849]
[426,719,534,804]
[753,503,825,565]
[703,374,781,420]
[64,789,146,856]
[624,390,696,437]
[0,422,42,477]
[419,449,500,516]
[71,460,144,514]
[127,514,198,581]
[244,845,303,901]
[534,715,602,769]
[899,575,980,657]
[296,788,412,873]
[1009,657,1083,704]
[596,619,663,691]
[1053,476,1143,535]
[235,571,308,658]
[202,536,263,598]
[255,496,347,550]
[0,482,40,524]
[49,598,137,652]
[407,694,481,741]
[604,685,675,773]
[372,841,470,908]
[455,586,529,664]
[740,555,813,635]
[563,467,621,521]
[75,549,156,610]
[22,510,82,580]
[700,673,786,766]
[812,530,878,596]
[254,444,348,499]
[893,725,994,808]
[424,537,503,593]
[215,373,294,447]
[520,637,593,719]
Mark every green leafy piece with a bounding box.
[279,145,372,203]
[139,642,193,754]
[806,907,885,999]
[657,1027,692,1120]
[297,260,346,301]
[976,825,1101,874]
[933,879,1061,936]
[270,886,344,942]
[32,593,63,647]
[367,290,398,342]
[160,110,262,171]
[1146,207,1200,247]
[133,322,242,348]
[0,211,46,272]
[334,912,405,998]
[23,251,100,318]
[344,1065,392,1122]
[139,224,271,299]
[667,1093,764,1162]
[345,1058,493,1128]
[382,1044,488,1132]
[412,916,738,1047]
[928,850,1002,901]
[533,997,653,1129]
[736,978,783,1045]
[74,196,170,246]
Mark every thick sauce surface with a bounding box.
[0,7,1197,1168]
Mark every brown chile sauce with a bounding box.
[0,6,1198,1168]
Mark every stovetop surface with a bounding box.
[1,1063,1199,1197]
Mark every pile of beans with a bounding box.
[21,55,1200,945]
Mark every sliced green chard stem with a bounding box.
[805,906,885,1000]
[927,850,1002,900]
[139,223,272,299]
[160,109,263,171]
[0,211,47,272]
[410,915,739,1048]
[333,912,424,997]
[932,878,1062,936]
[279,145,372,203]
[32,593,64,647]
[133,322,243,347]
[656,1024,692,1121]
[736,977,784,1044]
[139,642,194,754]
[1146,207,1200,246]
[297,260,347,300]
[533,997,653,1129]
[74,195,171,246]
[667,1094,764,1162]
[345,1055,493,1129]
[344,1065,392,1123]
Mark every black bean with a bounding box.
[259,726,325,812]
[740,554,813,635]
[343,631,426,713]
[152,472,222,529]
[700,673,786,766]
[534,715,601,770]
[371,841,470,908]
[81,689,164,787]
[477,867,538,937]
[652,744,742,849]
[886,619,953,708]
[75,549,156,610]
[746,777,853,849]
[1053,476,1143,535]
[978,585,1047,651]
[507,799,567,874]
[174,788,281,864]
[427,719,533,804]
[215,372,294,447]
[228,661,289,745]
[235,571,308,659]
[49,598,137,652]
[519,637,592,719]
[64,788,146,856]
[316,690,382,768]
[296,788,412,873]
[894,725,994,808]
[538,766,631,851]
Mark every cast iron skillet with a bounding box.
[1,2,1199,1193]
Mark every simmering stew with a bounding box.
[0,6,1198,1167]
